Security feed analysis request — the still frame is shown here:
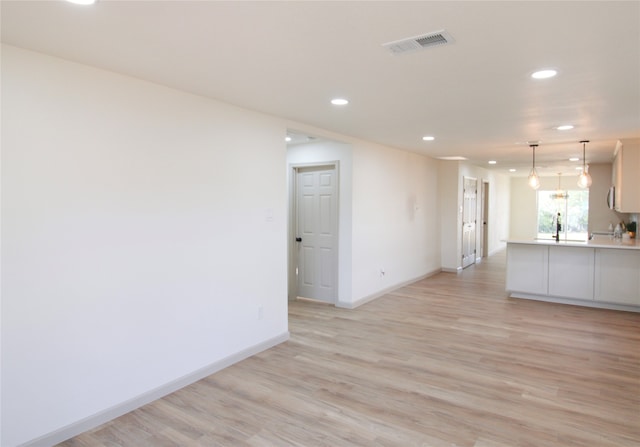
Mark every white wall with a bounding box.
[481,169,511,256]
[1,45,289,447]
[438,161,461,271]
[286,140,353,305]
[287,136,442,307]
[350,142,441,305]
[509,176,539,240]
[587,163,630,232]
[1,44,515,446]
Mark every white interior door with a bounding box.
[482,181,489,258]
[295,166,337,303]
[462,177,477,268]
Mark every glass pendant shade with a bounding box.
[577,140,592,189]
[528,168,541,189]
[551,173,568,199]
[528,144,540,190]
[578,168,592,188]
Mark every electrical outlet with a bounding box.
[380,268,385,277]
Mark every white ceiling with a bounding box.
[2,1,639,177]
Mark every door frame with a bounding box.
[461,176,478,269]
[481,181,490,259]
[288,161,340,304]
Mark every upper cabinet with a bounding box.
[612,139,640,213]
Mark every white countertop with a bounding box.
[506,236,640,250]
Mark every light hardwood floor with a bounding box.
[59,252,640,447]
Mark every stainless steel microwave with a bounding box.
[607,186,616,209]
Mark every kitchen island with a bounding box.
[506,237,640,311]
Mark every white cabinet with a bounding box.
[612,139,640,213]
[548,246,594,300]
[594,249,640,306]
[506,244,548,294]
[506,242,640,310]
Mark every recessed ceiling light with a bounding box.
[66,0,97,4]
[437,156,467,161]
[509,169,517,172]
[531,69,557,79]
[331,98,349,106]
[422,136,435,141]
[285,136,292,142]
[569,157,579,162]
[556,124,574,131]
[488,160,497,165]
[575,166,584,170]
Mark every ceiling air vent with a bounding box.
[383,30,454,55]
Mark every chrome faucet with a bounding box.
[555,212,561,242]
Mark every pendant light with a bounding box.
[577,140,592,188]
[528,144,541,190]
[551,173,568,200]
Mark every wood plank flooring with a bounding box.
[58,251,640,447]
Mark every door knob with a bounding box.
[295,237,302,242]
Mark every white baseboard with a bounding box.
[488,246,506,257]
[20,332,290,447]
[337,268,441,309]
[509,293,640,313]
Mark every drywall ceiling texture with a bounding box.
[1,1,639,173]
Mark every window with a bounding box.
[537,189,589,241]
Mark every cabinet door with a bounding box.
[548,246,595,300]
[615,140,640,213]
[613,144,622,210]
[594,249,640,305]
[506,244,548,294]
